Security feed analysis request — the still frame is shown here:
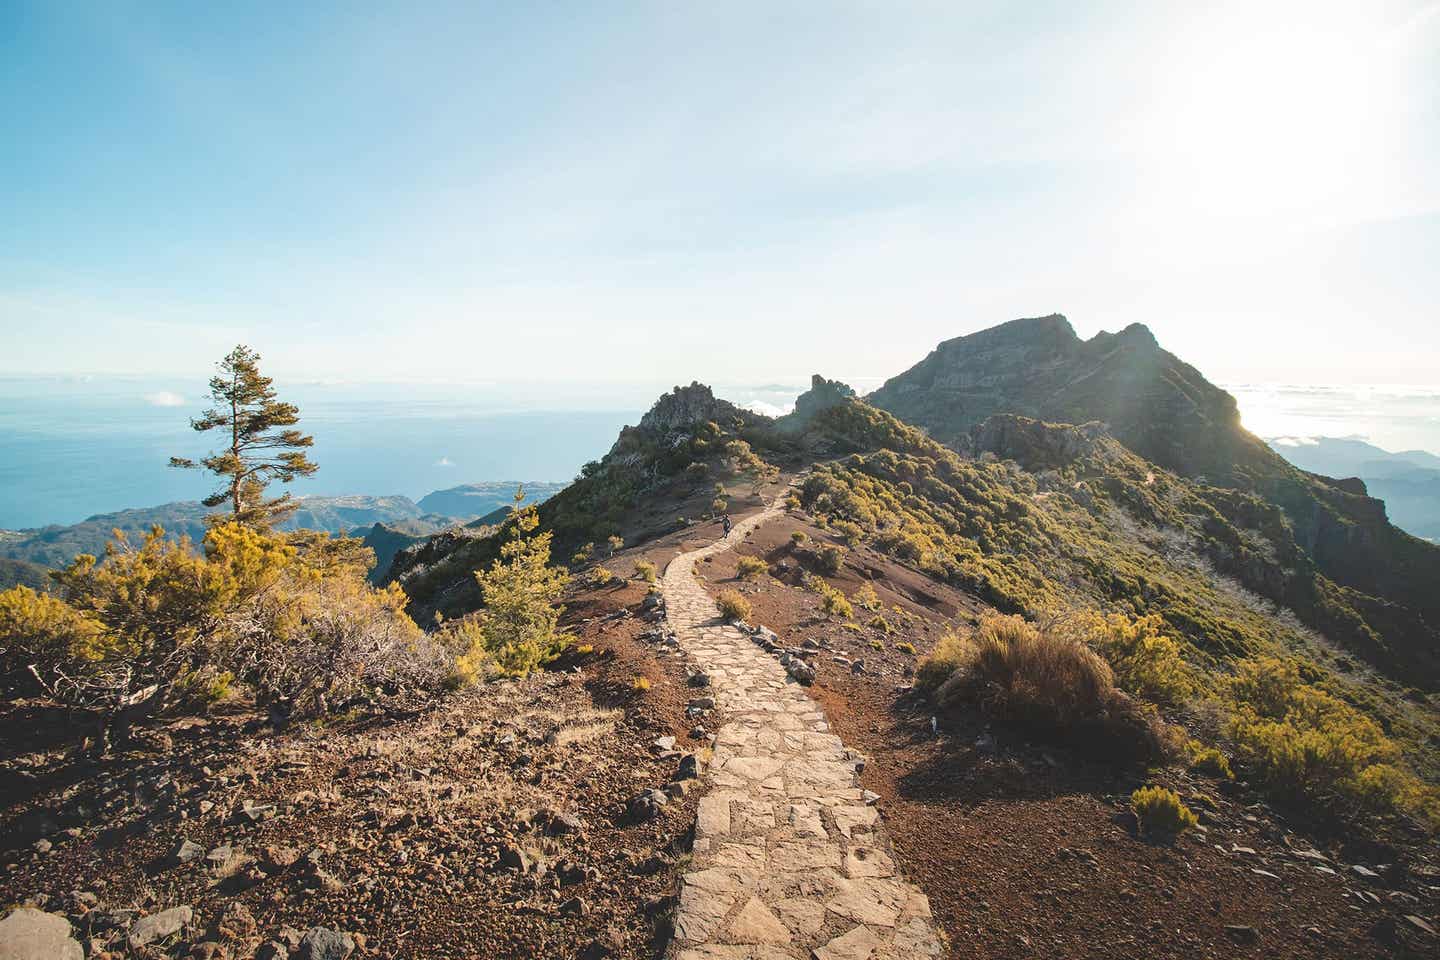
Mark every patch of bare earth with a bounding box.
[694,516,1440,960]
[0,579,711,960]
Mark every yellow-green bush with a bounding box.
[590,566,617,587]
[736,555,768,580]
[1224,656,1439,825]
[915,629,969,691]
[853,583,881,611]
[1186,743,1233,779]
[1131,785,1197,838]
[1085,613,1196,704]
[896,641,916,655]
[867,615,892,634]
[715,589,752,623]
[634,559,657,583]
[790,531,808,545]
[817,543,846,574]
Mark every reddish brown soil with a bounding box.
[696,516,1440,960]
[0,580,708,960]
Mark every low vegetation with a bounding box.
[918,614,1175,762]
[1131,785,1198,839]
[715,589,753,623]
[634,558,658,582]
[736,555,768,580]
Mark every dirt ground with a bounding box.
[0,577,713,960]
[695,513,1440,960]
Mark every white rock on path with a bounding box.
[663,496,943,959]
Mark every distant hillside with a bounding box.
[0,556,51,592]
[1271,437,1440,540]
[0,495,449,569]
[417,481,568,518]
[869,315,1440,685]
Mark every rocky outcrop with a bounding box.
[968,414,1108,472]
[636,383,762,435]
[790,374,856,422]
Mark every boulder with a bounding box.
[0,907,84,960]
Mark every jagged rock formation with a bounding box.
[789,374,856,423]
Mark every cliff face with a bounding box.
[869,315,1254,481]
[872,316,1440,685]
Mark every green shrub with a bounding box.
[817,543,846,574]
[1187,744,1233,779]
[867,614,892,634]
[711,498,728,515]
[896,641,916,655]
[1086,613,1196,704]
[606,535,625,556]
[716,589,752,623]
[790,531,808,545]
[916,630,969,691]
[852,582,881,611]
[633,559,657,583]
[868,638,884,650]
[590,566,616,587]
[1224,656,1440,825]
[1131,786,1197,839]
[807,579,852,619]
[736,555,768,580]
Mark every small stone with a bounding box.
[1224,925,1259,944]
[1405,915,1437,936]
[169,839,204,865]
[129,905,193,947]
[297,927,354,960]
[676,754,700,780]
[497,844,531,872]
[653,735,677,752]
[560,897,589,916]
[862,790,880,806]
[255,942,289,960]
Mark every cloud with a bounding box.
[145,391,186,407]
[434,456,455,467]
[740,400,791,417]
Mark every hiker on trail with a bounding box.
[722,513,732,536]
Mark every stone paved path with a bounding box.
[663,500,944,960]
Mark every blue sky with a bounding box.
[3,0,1437,386]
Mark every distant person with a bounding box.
[722,513,732,536]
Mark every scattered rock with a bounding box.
[1224,925,1260,944]
[129,905,193,948]
[497,843,531,873]
[627,789,669,821]
[0,907,84,960]
[168,838,204,866]
[675,754,700,780]
[297,927,354,960]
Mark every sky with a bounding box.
[2,0,1438,387]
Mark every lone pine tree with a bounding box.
[171,344,318,529]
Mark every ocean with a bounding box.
[2,376,1436,531]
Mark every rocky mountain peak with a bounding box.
[637,382,757,433]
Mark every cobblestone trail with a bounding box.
[663,500,943,960]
